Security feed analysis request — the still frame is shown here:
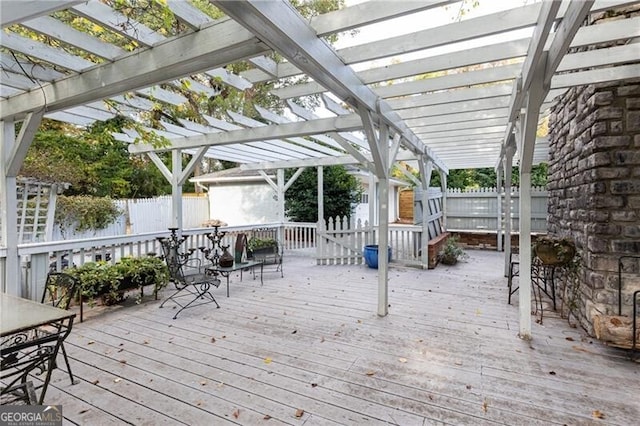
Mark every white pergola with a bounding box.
[1,0,639,339]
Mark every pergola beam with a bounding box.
[0,20,269,121]
[213,0,447,174]
[129,114,364,154]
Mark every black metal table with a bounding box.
[207,260,263,297]
[1,293,75,405]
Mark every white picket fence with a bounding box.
[317,216,422,266]
[52,196,209,240]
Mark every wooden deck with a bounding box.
[45,250,639,425]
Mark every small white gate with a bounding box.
[316,217,374,265]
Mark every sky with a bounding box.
[333,0,537,71]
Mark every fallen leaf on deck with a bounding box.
[311,383,318,387]
[263,414,272,420]
[295,409,304,418]
[143,340,149,345]
[398,357,407,363]
[118,359,126,364]
[78,409,89,414]
[117,348,123,353]
[91,380,99,385]
[233,409,240,419]
[481,399,488,412]
[196,401,202,407]
[565,337,574,341]
[114,378,121,383]
[466,385,472,390]
[366,371,375,376]
[475,309,481,315]
[218,382,224,388]
[87,341,95,345]
[222,335,227,339]
[454,361,463,366]
[264,357,272,364]
[200,380,207,386]
[549,371,556,375]
[592,410,605,419]
[357,319,362,324]
[211,337,216,343]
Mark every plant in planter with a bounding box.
[68,256,169,306]
[439,235,468,265]
[533,236,576,266]
[247,236,278,256]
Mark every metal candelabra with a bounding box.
[200,226,229,266]
[158,227,196,266]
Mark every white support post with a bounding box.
[518,55,547,341]
[418,159,433,268]
[171,149,183,230]
[317,166,324,226]
[439,170,447,232]
[503,147,514,277]
[496,167,503,252]
[1,120,19,295]
[317,166,324,263]
[277,168,285,242]
[368,173,376,227]
[378,173,390,316]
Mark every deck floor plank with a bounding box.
[44,250,639,425]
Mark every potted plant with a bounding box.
[533,236,576,266]
[68,256,169,306]
[439,235,468,265]
[247,236,278,257]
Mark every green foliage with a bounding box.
[55,195,121,236]
[439,235,468,265]
[247,237,278,252]
[21,118,195,198]
[429,165,548,189]
[285,166,363,223]
[68,256,168,305]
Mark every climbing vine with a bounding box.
[55,195,122,236]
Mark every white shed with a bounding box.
[191,167,408,226]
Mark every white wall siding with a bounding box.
[209,183,280,226]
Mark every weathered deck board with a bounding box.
[44,250,639,425]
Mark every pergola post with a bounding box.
[439,170,447,231]
[496,166,503,252]
[1,120,19,294]
[418,159,434,268]
[503,146,514,277]
[171,149,183,230]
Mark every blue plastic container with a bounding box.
[363,244,392,269]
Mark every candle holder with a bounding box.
[200,225,233,267]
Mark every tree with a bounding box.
[20,118,195,198]
[285,166,362,223]
[429,165,548,189]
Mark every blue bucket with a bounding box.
[363,244,392,269]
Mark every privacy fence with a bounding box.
[51,196,209,240]
[411,187,548,234]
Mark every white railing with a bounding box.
[317,217,423,266]
[3,219,436,299]
[5,222,317,300]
